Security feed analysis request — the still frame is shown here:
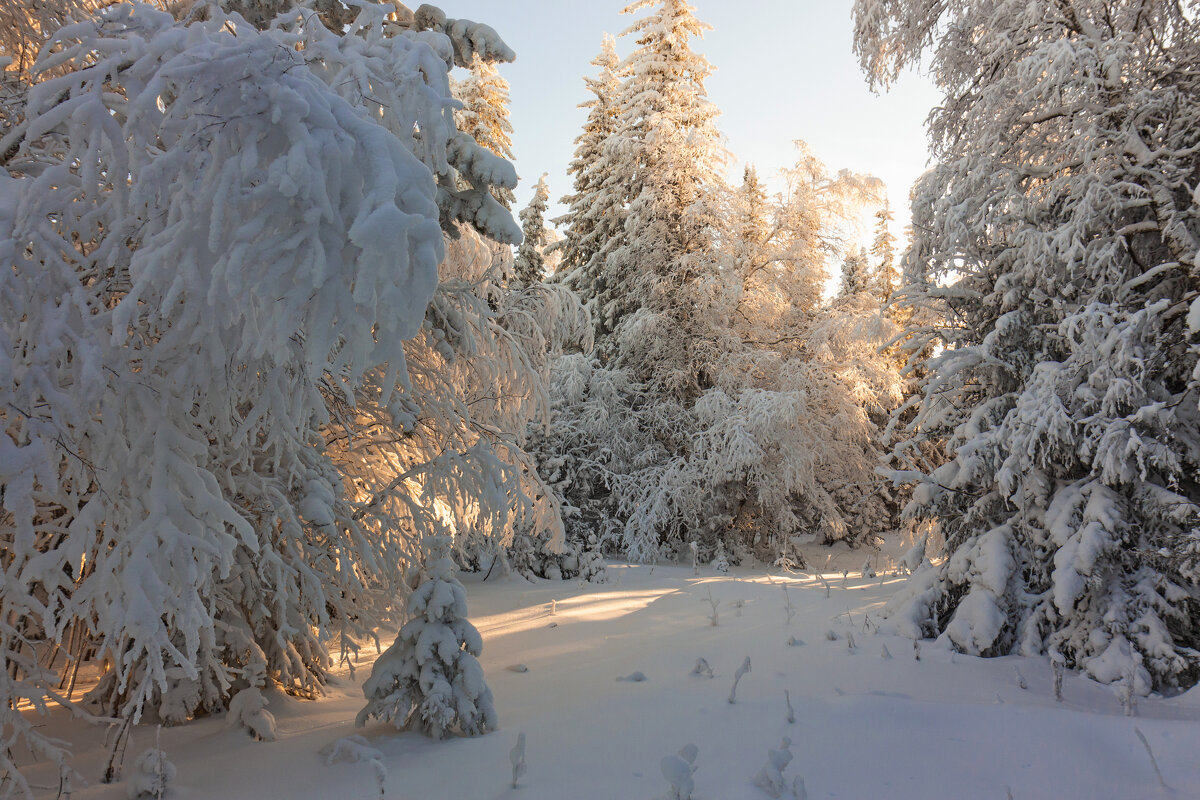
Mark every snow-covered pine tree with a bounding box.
[514,174,551,285]
[600,0,727,392]
[869,202,897,303]
[838,247,870,297]
[732,165,771,275]
[357,536,498,738]
[455,51,515,208]
[0,1,529,790]
[856,0,1200,690]
[553,34,626,334]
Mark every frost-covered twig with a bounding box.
[702,588,720,627]
[1051,655,1064,703]
[782,586,796,625]
[785,690,795,724]
[728,657,751,704]
[1133,727,1169,790]
[510,731,527,789]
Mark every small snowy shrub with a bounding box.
[226,688,277,742]
[752,737,795,798]
[661,744,699,800]
[126,748,176,800]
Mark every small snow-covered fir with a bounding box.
[357,537,498,739]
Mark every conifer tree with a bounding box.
[554,34,624,305]
[732,165,771,276]
[856,0,1200,690]
[600,0,727,395]
[357,537,497,738]
[838,248,870,296]
[514,174,551,285]
[870,203,897,303]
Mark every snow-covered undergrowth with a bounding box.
[11,554,1200,799]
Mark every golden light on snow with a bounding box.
[473,588,674,637]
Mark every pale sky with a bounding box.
[444,0,941,250]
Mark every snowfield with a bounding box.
[19,556,1200,799]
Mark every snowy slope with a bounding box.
[18,558,1200,799]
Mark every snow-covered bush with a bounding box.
[357,537,498,738]
[226,688,277,742]
[752,737,795,798]
[661,743,699,800]
[125,747,176,800]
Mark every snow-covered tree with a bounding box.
[600,0,727,388]
[357,537,498,738]
[856,0,1200,690]
[838,247,870,297]
[454,51,515,208]
[553,34,625,324]
[0,0,529,791]
[869,202,897,303]
[537,6,901,568]
[514,174,551,285]
[732,165,770,274]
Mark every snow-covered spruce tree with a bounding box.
[552,34,625,328]
[454,52,515,208]
[599,0,727,389]
[870,202,897,304]
[838,247,871,297]
[0,0,527,790]
[357,536,497,738]
[856,0,1200,690]
[514,174,551,286]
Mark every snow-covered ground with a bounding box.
[20,555,1200,799]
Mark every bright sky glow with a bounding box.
[443,0,941,250]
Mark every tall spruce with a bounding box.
[554,34,625,309]
[839,247,870,297]
[601,0,726,394]
[870,203,897,303]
